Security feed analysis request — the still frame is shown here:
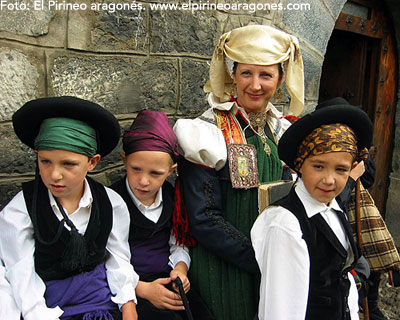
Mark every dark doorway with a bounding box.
[318,0,397,216]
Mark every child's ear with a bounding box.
[88,154,101,172]
[168,163,178,176]
[120,152,126,164]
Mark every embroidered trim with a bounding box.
[213,109,246,145]
[204,180,251,245]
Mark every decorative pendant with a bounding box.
[228,144,259,189]
[264,143,271,155]
[258,127,271,156]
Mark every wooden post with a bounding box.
[356,179,369,320]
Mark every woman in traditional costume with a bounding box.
[173,25,304,320]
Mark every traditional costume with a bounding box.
[111,110,212,320]
[251,99,373,320]
[173,25,304,319]
[0,96,138,320]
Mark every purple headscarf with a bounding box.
[122,110,179,162]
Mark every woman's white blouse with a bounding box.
[173,93,291,170]
[0,179,139,320]
[251,180,359,320]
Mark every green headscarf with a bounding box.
[34,117,98,157]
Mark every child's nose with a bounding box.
[139,175,150,186]
[51,168,62,180]
[323,172,335,185]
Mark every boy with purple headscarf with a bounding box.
[111,110,213,320]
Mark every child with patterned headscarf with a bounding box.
[251,98,373,320]
[110,110,213,320]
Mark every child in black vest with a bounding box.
[111,110,213,320]
[251,98,373,320]
[0,97,138,320]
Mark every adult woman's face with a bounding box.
[232,63,282,113]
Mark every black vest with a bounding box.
[22,177,113,281]
[275,188,359,320]
[110,177,174,242]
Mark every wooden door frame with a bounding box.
[330,0,398,216]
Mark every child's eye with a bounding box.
[151,171,163,176]
[336,168,348,173]
[64,162,77,167]
[40,159,50,165]
[131,167,141,172]
[313,165,323,170]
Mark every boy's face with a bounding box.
[122,151,177,206]
[36,149,100,206]
[299,151,353,205]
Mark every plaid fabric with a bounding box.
[348,183,400,272]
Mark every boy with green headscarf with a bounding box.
[0,96,138,320]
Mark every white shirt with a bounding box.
[0,179,139,320]
[0,258,20,320]
[251,179,359,320]
[125,178,191,269]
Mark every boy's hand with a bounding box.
[170,269,190,293]
[138,278,185,311]
[121,300,137,320]
[170,261,190,293]
[350,161,365,181]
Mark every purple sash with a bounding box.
[130,230,170,276]
[45,263,117,319]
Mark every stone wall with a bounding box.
[0,0,399,230]
[383,0,400,246]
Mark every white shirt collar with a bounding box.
[49,178,93,214]
[294,179,343,218]
[125,177,163,215]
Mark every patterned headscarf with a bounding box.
[204,25,304,116]
[294,123,369,171]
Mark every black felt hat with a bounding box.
[12,96,120,157]
[278,97,373,171]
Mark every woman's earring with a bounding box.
[231,84,237,98]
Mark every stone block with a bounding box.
[323,0,346,20]
[0,123,37,175]
[48,52,178,116]
[150,9,217,56]
[281,0,335,55]
[0,4,65,47]
[180,59,210,115]
[385,176,400,245]
[0,44,46,121]
[220,14,270,35]
[301,46,324,101]
[0,180,27,211]
[391,149,400,175]
[68,2,149,52]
